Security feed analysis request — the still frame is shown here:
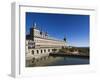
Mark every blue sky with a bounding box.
[26,12,89,47]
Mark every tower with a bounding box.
[30,22,41,40]
[63,36,66,42]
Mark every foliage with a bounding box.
[59,47,89,56]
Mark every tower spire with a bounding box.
[32,22,37,29]
[63,34,67,42]
[34,22,36,27]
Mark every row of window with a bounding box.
[28,46,35,49]
[31,49,51,55]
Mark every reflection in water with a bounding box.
[26,55,89,67]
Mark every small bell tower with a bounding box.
[63,35,67,42]
[30,22,41,40]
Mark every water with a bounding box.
[48,57,89,66]
[26,55,89,67]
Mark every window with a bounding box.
[52,48,57,52]
[48,49,50,52]
[28,46,31,49]
[44,49,46,53]
[32,50,34,55]
[52,49,54,51]
[41,50,42,53]
[32,46,35,48]
[37,50,39,54]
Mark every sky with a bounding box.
[26,12,89,47]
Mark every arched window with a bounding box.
[52,48,57,51]
[41,50,42,53]
[48,49,50,52]
[32,50,34,55]
[37,50,39,54]
[44,49,46,53]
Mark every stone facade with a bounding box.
[26,23,67,60]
